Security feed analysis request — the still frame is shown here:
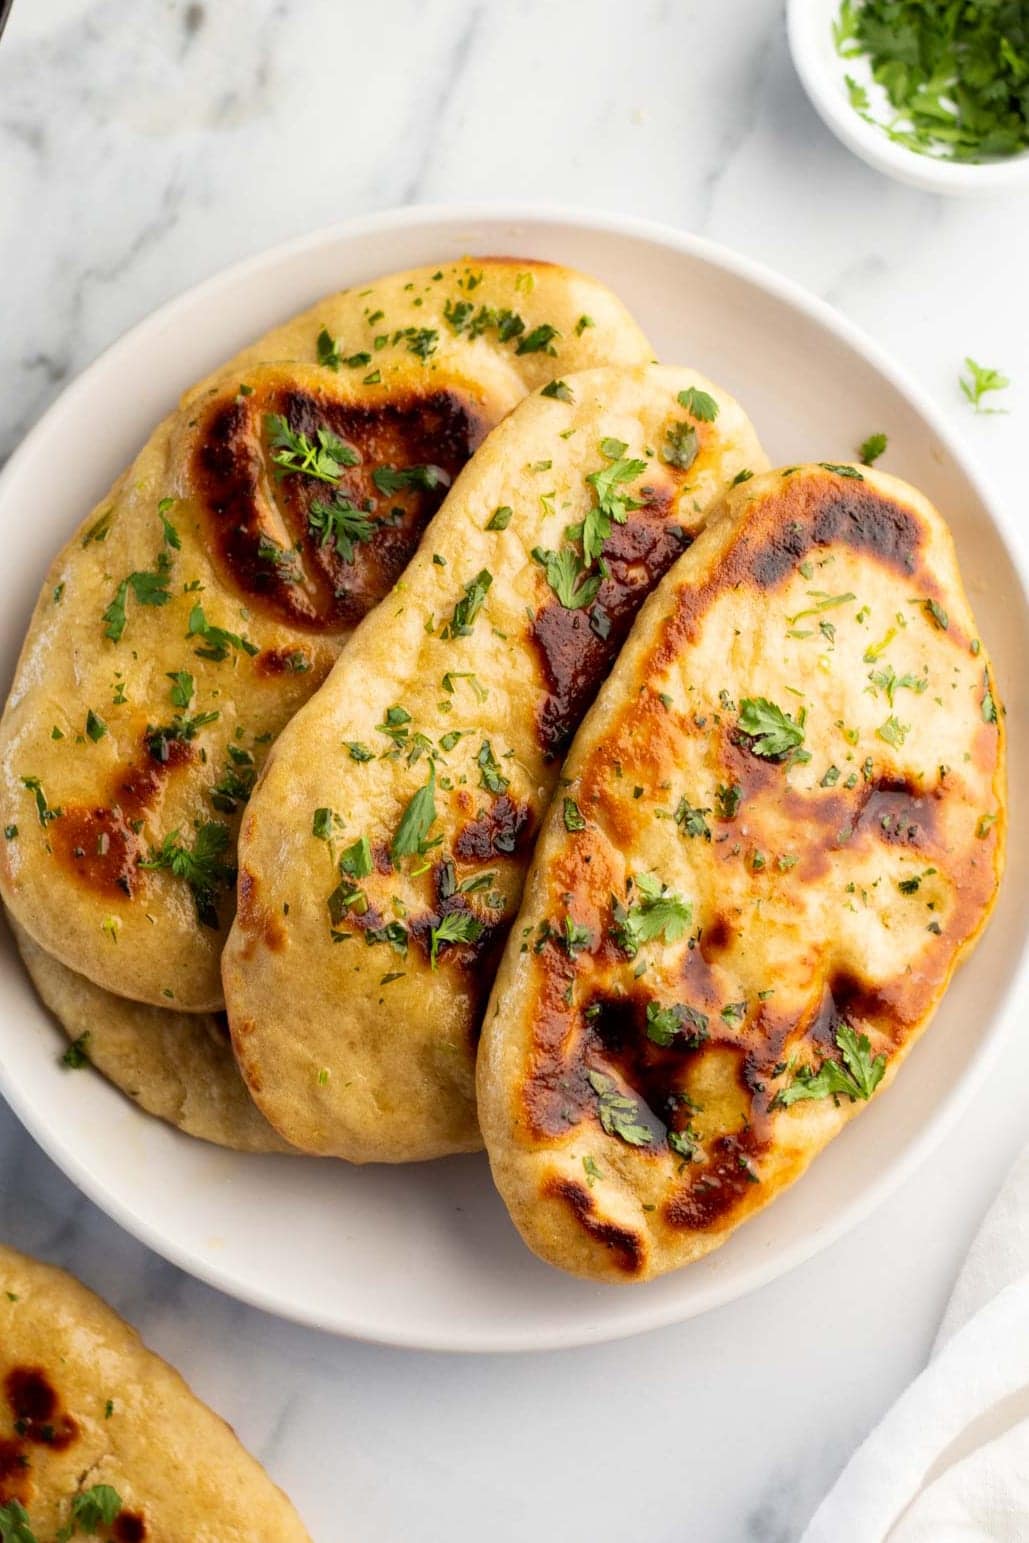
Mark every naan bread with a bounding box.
[224,365,767,1161]
[0,1244,310,1540]
[10,919,290,1154]
[0,258,650,1012]
[478,464,1005,1281]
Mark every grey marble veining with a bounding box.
[1,2,1027,1539]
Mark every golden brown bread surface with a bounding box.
[0,1243,311,1540]
[477,464,1005,1282]
[10,918,292,1154]
[224,365,767,1162]
[0,258,651,1012]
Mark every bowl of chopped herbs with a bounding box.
[788,0,1029,194]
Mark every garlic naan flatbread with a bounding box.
[225,365,766,1161]
[478,464,1005,1281]
[0,259,650,1012]
[0,1244,310,1540]
[10,920,290,1153]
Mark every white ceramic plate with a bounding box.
[1,206,1026,1352]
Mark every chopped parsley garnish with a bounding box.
[81,508,114,547]
[429,908,484,968]
[442,569,492,639]
[715,782,743,820]
[776,1022,887,1107]
[613,873,692,958]
[340,835,372,878]
[675,797,711,840]
[869,663,927,707]
[346,741,374,762]
[561,916,592,956]
[981,671,998,724]
[532,546,602,610]
[587,1070,653,1147]
[186,604,258,662]
[563,797,586,832]
[877,714,910,748]
[923,597,948,631]
[677,387,719,423]
[731,467,754,487]
[960,357,1010,413]
[85,709,107,743]
[265,414,358,482]
[372,464,449,495]
[541,379,573,402]
[140,822,235,928]
[312,807,336,842]
[61,1033,91,1070]
[476,739,509,795]
[316,326,344,369]
[515,323,559,356]
[580,438,646,562]
[21,776,60,826]
[738,697,805,758]
[486,505,513,531]
[210,748,255,813]
[663,421,699,472]
[69,1485,123,1532]
[390,763,438,861]
[103,561,172,642]
[818,463,863,480]
[308,495,375,562]
[645,1000,709,1048]
[583,1154,602,1186]
[157,497,181,549]
[167,670,195,708]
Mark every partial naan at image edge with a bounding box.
[0,257,651,1014]
[9,917,292,1154]
[0,1243,311,1540]
[477,463,1005,1283]
[225,364,767,1163]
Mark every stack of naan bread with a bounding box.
[0,259,1005,1286]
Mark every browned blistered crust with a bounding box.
[479,464,1005,1282]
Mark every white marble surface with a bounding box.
[1,2,1027,1539]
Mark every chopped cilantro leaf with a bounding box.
[429,908,483,968]
[140,822,235,929]
[738,697,805,758]
[308,495,375,562]
[676,387,719,422]
[587,1070,653,1146]
[442,569,492,639]
[776,1022,886,1107]
[390,763,438,860]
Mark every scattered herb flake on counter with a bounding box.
[834,0,1029,162]
[960,357,1011,412]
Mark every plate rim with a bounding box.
[1,200,1026,1353]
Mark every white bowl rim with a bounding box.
[786,0,1029,195]
[1,200,1026,1352]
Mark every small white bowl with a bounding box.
[788,0,1029,196]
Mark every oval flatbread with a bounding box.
[0,1243,310,1540]
[477,464,1005,1281]
[0,258,650,1011]
[9,918,290,1154]
[224,365,767,1161]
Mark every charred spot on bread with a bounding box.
[193,378,490,631]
